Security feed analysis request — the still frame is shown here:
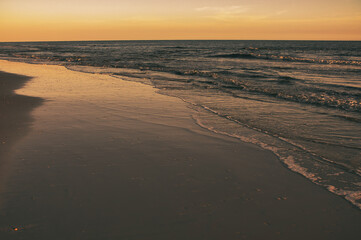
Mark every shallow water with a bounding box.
[1,40,360,208]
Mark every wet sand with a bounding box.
[0,70,42,157]
[0,60,360,240]
[0,70,43,207]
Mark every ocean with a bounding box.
[1,40,360,208]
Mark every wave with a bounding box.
[210,53,257,59]
[188,104,361,209]
[255,89,360,112]
[216,77,361,112]
[277,76,299,85]
[331,114,361,123]
[211,53,361,66]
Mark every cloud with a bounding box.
[196,5,248,13]
[276,10,288,15]
[195,5,249,21]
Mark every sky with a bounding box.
[0,0,360,41]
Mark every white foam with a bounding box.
[327,185,361,209]
[191,110,361,210]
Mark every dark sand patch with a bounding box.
[0,71,43,154]
[0,71,43,204]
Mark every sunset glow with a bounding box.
[0,0,360,41]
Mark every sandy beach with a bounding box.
[0,60,360,239]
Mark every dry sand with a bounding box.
[0,60,360,240]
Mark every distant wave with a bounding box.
[210,53,257,59]
[277,76,300,85]
[211,53,361,66]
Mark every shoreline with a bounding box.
[0,60,360,239]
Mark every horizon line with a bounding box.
[1,39,361,43]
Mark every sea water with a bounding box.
[1,40,360,208]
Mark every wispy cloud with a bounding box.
[195,5,249,21]
[196,5,249,14]
[195,6,291,22]
[276,10,288,15]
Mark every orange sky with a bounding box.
[0,0,360,41]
